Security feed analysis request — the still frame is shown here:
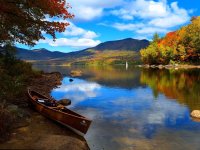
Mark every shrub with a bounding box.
[0,103,14,142]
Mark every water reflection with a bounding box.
[140,68,200,111]
[33,65,200,150]
[51,78,101,108]
[33,65,144,89]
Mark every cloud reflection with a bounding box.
[52,78,101,107]
[51,76,200,150]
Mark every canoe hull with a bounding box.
[27,89,92,135]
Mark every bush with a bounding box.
[0,55,41,104]
[0,103,14,142]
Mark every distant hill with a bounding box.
[85,38,149,51]
[16,38,149,65]
[16,48,69,60]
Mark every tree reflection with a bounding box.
[140,68,200,110]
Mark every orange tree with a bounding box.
[0,0,74,46]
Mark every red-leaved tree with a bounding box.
[0,0,74,46]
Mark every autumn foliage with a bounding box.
[0,0,74,46]
[140,68,200,110]
[140,16,200,65]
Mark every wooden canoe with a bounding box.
[27,89,92,135]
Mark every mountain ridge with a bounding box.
[16,48,69,60]
[16,38,150,64]
[84,38,149,52]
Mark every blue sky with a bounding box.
[17,0,200,53]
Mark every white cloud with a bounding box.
[111,9,134,20]
[83,31,98,39]
[68,0,124,21]
[134,0,169,19]
[43,19,99,39]
[112,23,145,31]
[149,2,190,28]
[63,22,98,39]
[133,35,151,41]
[136,27,169,34]
[111,0,170,20]
[72,6,103,21]
[39,38,101,48]
[110,0,191,36]
[112,23,168,34]
[54,81,101,107]
[39,21,100,49]
[55,82,100,94]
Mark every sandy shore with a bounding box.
[0,72,89,150]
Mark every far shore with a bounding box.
[0,72,89,150]
[137,64,200,69]
[28,59,200,70]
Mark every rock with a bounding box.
[191,117,200,122]
[70,70,82,77]
[158,65,163,69]
[191,110,200,119]
[57,99,71,106]
[165,65,173,69]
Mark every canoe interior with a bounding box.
[28,90,85,118]
[27,89,92,134]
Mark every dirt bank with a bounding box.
[0,72,89,150]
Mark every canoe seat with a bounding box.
[38,98,48,103]
[37,98,57,107]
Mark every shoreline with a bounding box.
[0,72,89,150]
[137,64,200,69]
[32,62,200,70]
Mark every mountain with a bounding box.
[65,38,149,65]
[85,38,149,51]
[16,48,69,60]
[16,38,149,65]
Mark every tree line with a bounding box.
[140,16,200,65]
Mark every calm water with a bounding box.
[33,65,200,150]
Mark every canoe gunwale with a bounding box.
[28,89,90,120]
[27,88,92,135]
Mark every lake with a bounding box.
[33,65,200,150]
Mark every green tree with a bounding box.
[152,33,160,43]
[140,42,160,64]
[159,45,173,64]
